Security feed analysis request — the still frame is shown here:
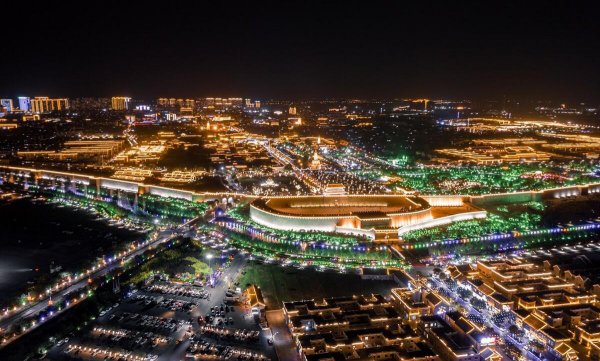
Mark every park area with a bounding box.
[128,239,211,285]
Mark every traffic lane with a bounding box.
[431,277,528,357]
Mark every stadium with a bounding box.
[249,194,487,239]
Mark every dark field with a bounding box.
[238,262,398,308]
[0,198,142,304]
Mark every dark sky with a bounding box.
[1,1,599,102]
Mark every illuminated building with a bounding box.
[284,294,402,335]
[211,115,232,122]
[159,170,206,183]
[435,146,554,165]
[289,116,302,125]
[30,96,69,113]
[17,140,124,163]
[411,98,430,110]
[134,104,151,111]
[156,97,194,107]
[111,96,131,110]
[323,184,346,195]
[0,122,18,129]
[113,141,167,164]
[22,114,40,121]
[298,329,436,361]
[310,150,321,170]
[442,251,600,359]
[179,98,195,108]
[244,284,265,310]
[18,96,31,111]
[317,117,328,125]
[230,97,243,107]
[1,98,13,112]
[391,288,444,328]
[112,168,153,182]
[198,97,241,108]
[283,295,438,361]
[419,315,481,361]
[249,194,487,239]
[289,106,297,115]
[249,195,434,238]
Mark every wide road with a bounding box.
[0,223,192,347]
[428,274,529,360]
[266,309,300,361]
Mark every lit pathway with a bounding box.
[266,309,300,361]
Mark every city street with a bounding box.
[266,310,299,361]
[0,225,186,347]
[428,273,529,360]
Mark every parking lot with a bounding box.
[47,252,277,361]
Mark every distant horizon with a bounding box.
[1,95,598,106]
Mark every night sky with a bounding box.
[2,2,599,101]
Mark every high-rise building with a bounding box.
[157,98,194,109]
[255,100,261,108]
[31,97,69,113]
[289,106,297,115]
[178,98,195,108]
[111,96,131,110]
[0,99,13,112]
[18,96,31,112]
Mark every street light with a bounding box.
[205,253,213,269]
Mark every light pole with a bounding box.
[205,253,213,270]
[205,253,214,287]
